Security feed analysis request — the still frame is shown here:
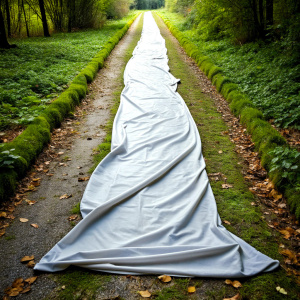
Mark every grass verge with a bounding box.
[153,12,299,300]
[0,13,140,205]
[156,11,300,221]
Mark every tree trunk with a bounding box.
[251,0,263,38]
[38,0,50,37]
[5,0,11,37]
[258,0,264,30]
[22,0,30,37]
[266,0,273,27]
[0,5,11,48]
[67,0,75,32]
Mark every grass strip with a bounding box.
[152,12,298,300]
[0,13,140,204]
[156,12,300,220]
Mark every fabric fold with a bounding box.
[35,11,279,277]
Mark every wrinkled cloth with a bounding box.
[34,12,279,277]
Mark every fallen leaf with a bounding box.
[222,184,233,189]
[12,278,24,288]
[188,286,196,293]
[60,194,72,200]
[68,215,78,221]
[223,294,240,300]
[218,150,223,154]
[27,260,35,268]
[280,249,297,264]
[6,287,20,297]
[139,290,151,298]
[20,218,29,223]
[225,279,242,288]
[20,255,34,263]
[224,220,231,225]
[276,286,287,295]
[61,285,66,290]
[78,176,90,182]
[31,223,39,229]
[20,286,31,293]
[278,203,286,208]
[0,211,7,218]
[0,229,6,237]
[58,152,64,155]
[158,275,172,283]
[25,276,37,284]
[232,281,242,288]
[25,200,36,205]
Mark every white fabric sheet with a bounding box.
[35,12,279,277]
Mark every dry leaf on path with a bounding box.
[27,260,35,268]
[78,177,90,182]
[188,286,196,293]
[20,286,31,293]
[19,218,29,223]
[223,294,240,300]
[158,275,172,283]
[20,255,34,263]
[68,215,78,221]
[224,220,231,225]
[25,200,36,205]
[31,223,39,229]
[25,276,37,284]
[139,290,151,298]
[60,194,72,200]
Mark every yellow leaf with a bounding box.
[25,276,37,284]
[27,260,35,268]
[225,279,233,285]
[19,218,29,223]
[188,286,196,293]
[20,255,34,262]
[158,275,172,283]
[31,223,39,229]
[276,286,287,295]
[0,211,7,218]
[232,281,242,288]
[223,220,231,225]
[139,290,151,298]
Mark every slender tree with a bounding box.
[266,0,273,27]
[5,0,11,37]
[38,0,50,36]
[0,4,11,48]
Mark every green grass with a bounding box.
[0,12,137,130]
[158,10,300,130]
[153,12,299,300]
[50,269,111,300]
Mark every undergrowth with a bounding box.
[158,10,300,130]
[0,12,137,130]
